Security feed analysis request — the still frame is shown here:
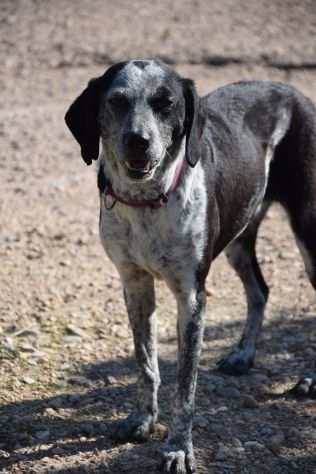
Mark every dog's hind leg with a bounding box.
[218,204,270,375]
[292,210,316,291]
[288,202,316,396]
[112,265,160,443]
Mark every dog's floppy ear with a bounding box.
[65,78,103,165]
[65,61,127,165]
[182,78,206,167]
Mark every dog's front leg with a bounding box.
[162,283,206,474]
[112,264,160,443]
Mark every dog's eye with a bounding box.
[107,95,129,111]
[151,96,174,113]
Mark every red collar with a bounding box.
[103,159,185,210]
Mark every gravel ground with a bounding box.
[1,1,316,473]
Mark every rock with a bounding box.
[217,386,241,399]
[65,324,86,338]
[3,337,16,351]
[35,430,50,442]
[205,374,225,386]
[19,343,37,353]
[80,423,95,436]
[204,383,217,394]
[306,430,316,441]
[106,375,118,385]
[244,441,265,450]
[251,374,270,385]
[68,375,92,387]
[68,393,82,404]
[231,437,243,448]
[305,347,315,357]
[241,394,258,408]
[43,408,57,417]
[211,423,226,437]
[63,335,81,345]
[266,433,285,453]
[293,378,313,396]
[97,423,109,436]
[155,423,168,439]
[51,445,65,455]
[195,416,209,429]
[209,406,228,416]
[286,427,301,441]
[21,376,35,385]
[30,351,45,360]
[232,446,245,455]
[48,397,64,409]
[0,450,9,458]
[215,443,231,461]
[14,328,39,338]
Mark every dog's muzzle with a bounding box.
[123,159,159,180]
[122,131,157,179]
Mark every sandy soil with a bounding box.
[1,1,316,473]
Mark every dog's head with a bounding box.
[65,59,205,181]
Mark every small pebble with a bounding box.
[21,376,35,385]
[154,423,168,439]
[215,443,231,461]
[204,383,216,394]
[68,375,92,387]
[305,347,315,357]
[241,394,258,409]
[68,393,82,404]
[205,375,225,386]
[51,446,65,455]
[293,378,313,396]
[80,423,95,436]
[266,432,285,453]
[251,374,270,385]
[35,430,50,442]
[43,408,57,416]
[244,441,265,450]
[217,386,241,399]
[106,375,118,385]
[287,427,301,441]
[48,397,64,409]
[231,437,243,448]
[65,324,86,338]
[195,416,209,429]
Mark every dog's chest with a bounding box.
[100,184,207,279]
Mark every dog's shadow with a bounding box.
[1,308,316,473]
[0,357,174,473]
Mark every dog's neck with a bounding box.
[100,139,186,202]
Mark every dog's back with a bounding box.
[201,81,316,273]
[204,80,316,204]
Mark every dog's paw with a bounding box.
[217,347,254,375]
[111,413,155,443]
[160,441,196,474]
[290,376,316,397]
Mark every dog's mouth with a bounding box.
[123,160,159,180]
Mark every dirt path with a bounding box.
[1,2,316,473]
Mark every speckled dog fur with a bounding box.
[65,60,316,473]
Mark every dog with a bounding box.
[65,59,316,473]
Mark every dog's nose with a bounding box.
[123,132,150,153]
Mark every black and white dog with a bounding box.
[65,59,316,473]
